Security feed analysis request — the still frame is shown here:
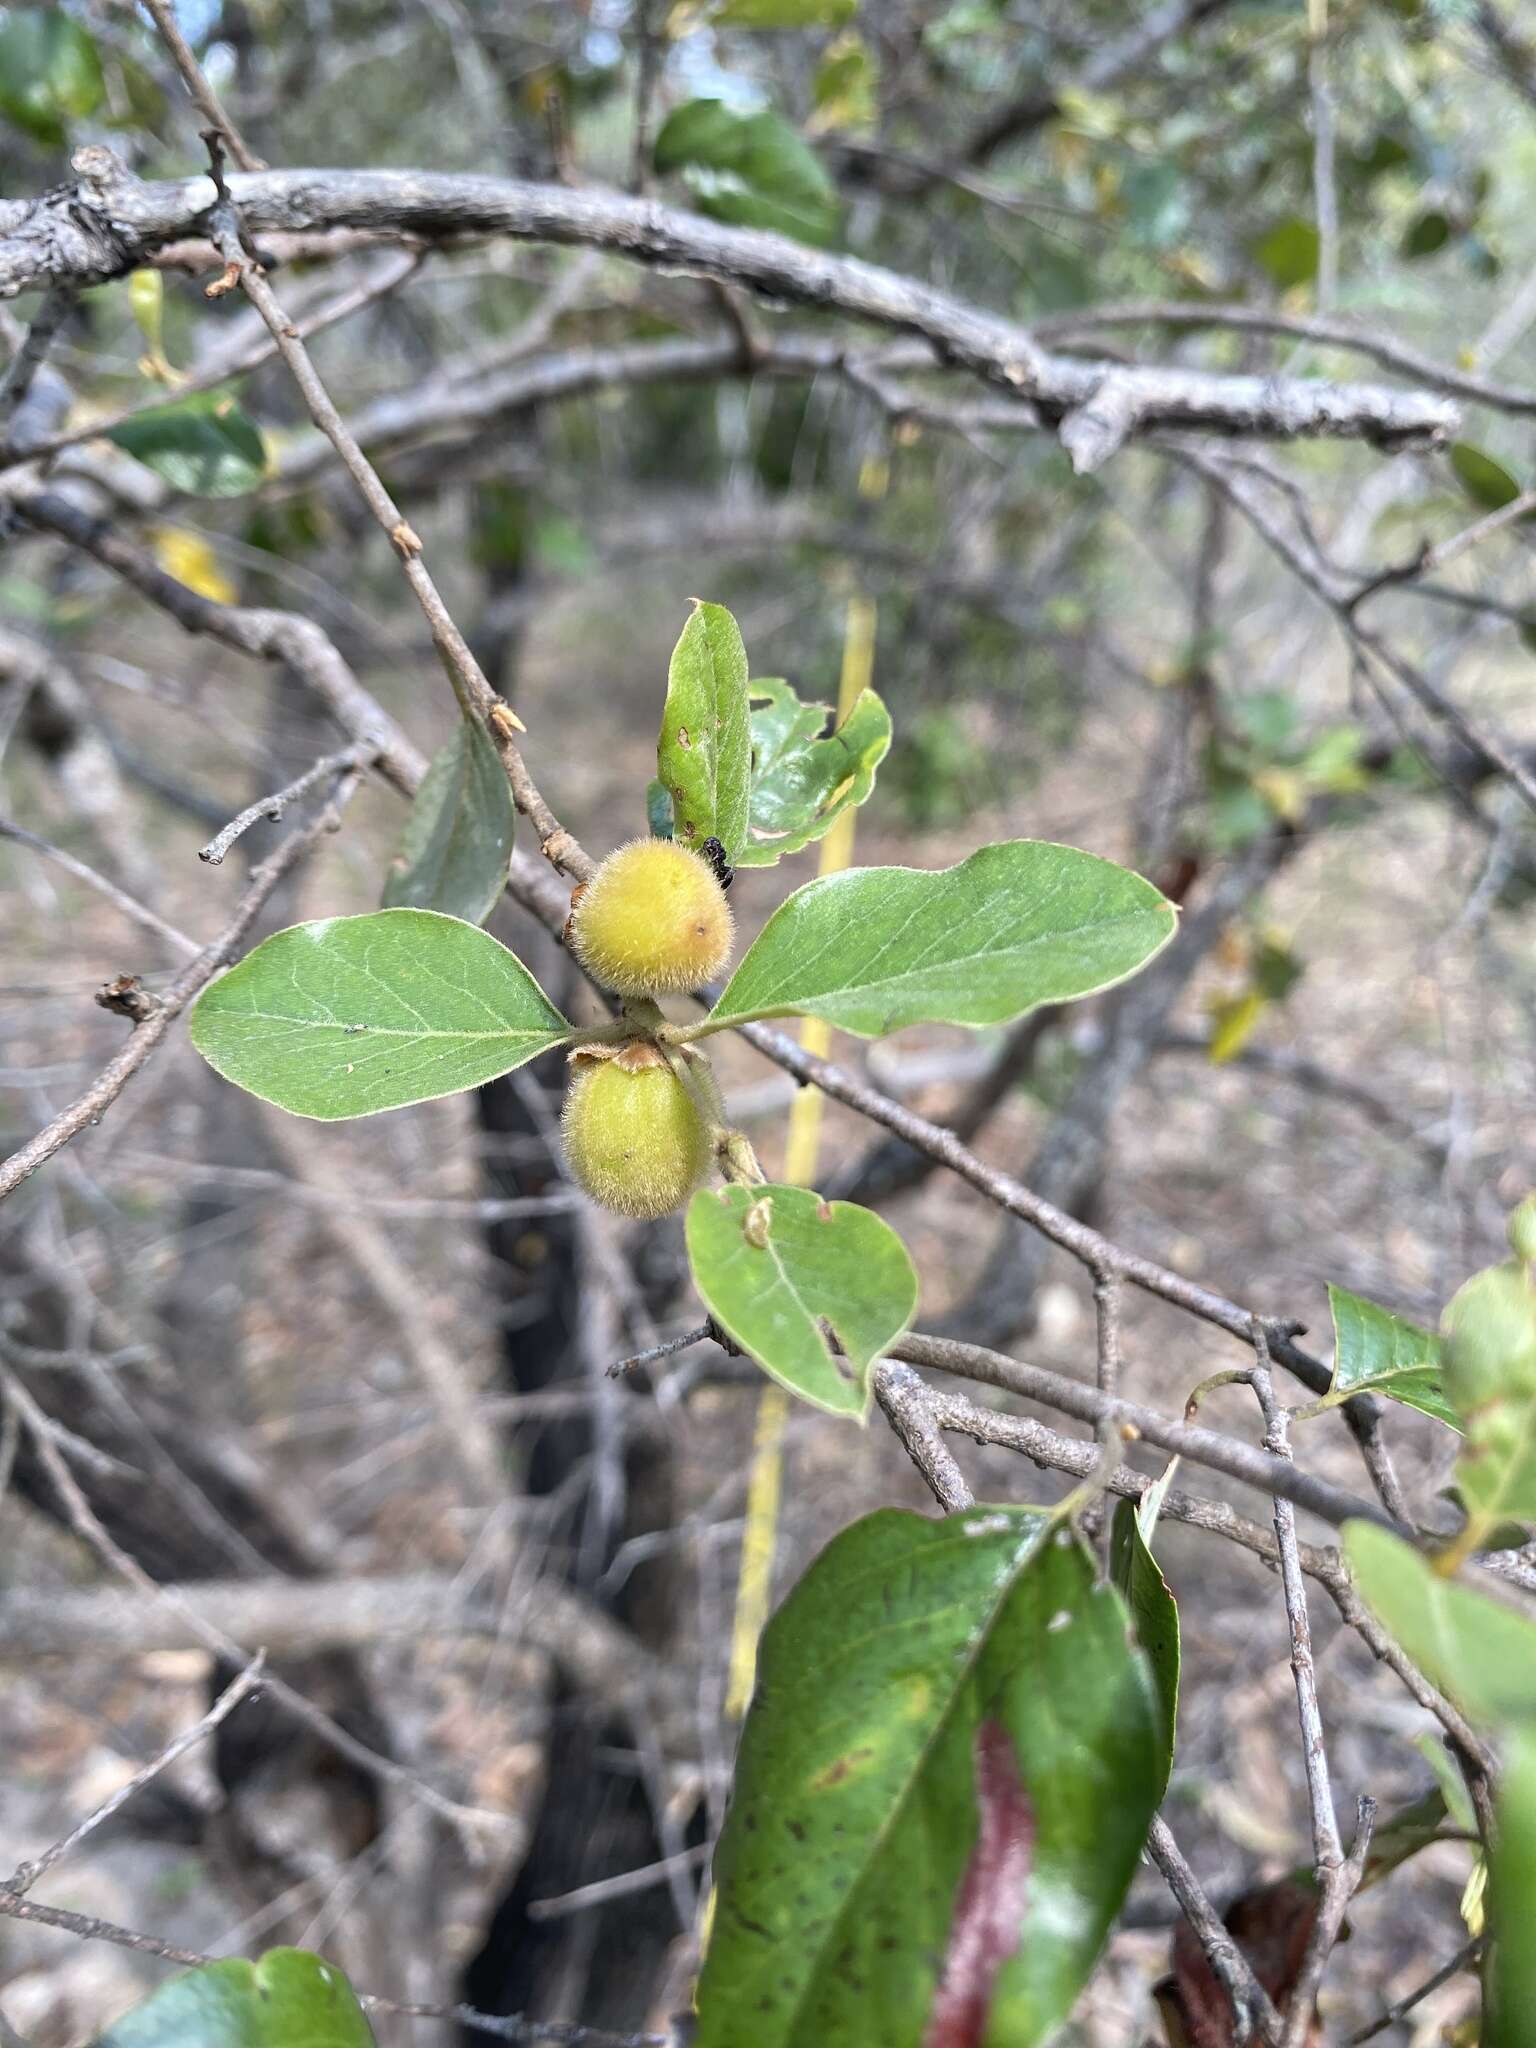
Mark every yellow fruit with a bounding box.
[561,1043,712,1219]
[569,838,733,998]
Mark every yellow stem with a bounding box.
[722,507,882,1726]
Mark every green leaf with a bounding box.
[96,1949,373,2048]
[713,0,858,22]
[190,910,572,1121]
[1252,217,1319,289]
[1491,1728,1536,2048]
[706,841,1177,1037]
[1401,209,1452,259]
[1312,1284,1460,1430]
[654,99,841,246]
[811,32,877,133]
[685,1183,916,1417]
[734,677,891,867]
[1343,1522,1536,1726]
[0,9,104,145]
[1110,1499,1180,1799]
[1444,1261,1536,1536]
[107,391,267,498]
[127,270,165,359]
[1450,442,1525,514]
[382,717,515,927]
[696,1509,1163,2048]
[656,600,753,863]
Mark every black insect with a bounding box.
[699,836,734,892]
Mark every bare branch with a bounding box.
[5,1655,266,1896]
[133,0,265,171]
[1146,1817,1282,2046]
[197,743,373,865]
[0,815,197,956]
[0,773,361,1202]
[888,1332,1389,1532]
[0,154,1459,466]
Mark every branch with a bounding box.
[197,742,372,864]
[134,0,264,171]
[0,153,1459,469]
[887,1333,1389,1531]
[0,1892,666,2046]
[5,1655,265,1896]
[0,770,361,1202]
[868,1361,1497,1773]
[1037,299,1536,417]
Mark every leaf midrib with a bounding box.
[720,1517,1050,2048]
[212,1009,564,1044]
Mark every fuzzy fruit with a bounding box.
[562,1043,711,1219]
[569,838,733,998]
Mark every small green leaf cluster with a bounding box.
[1202,688,1371,849]
[190,597,1176,1418]
[1330,1196,1536,2046]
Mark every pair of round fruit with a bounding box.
[561,838,733,1219]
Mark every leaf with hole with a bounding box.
[1343,1521,1536,1726]
[654,99,841,247]
[0,8,104,144]
[705,841,1177,1037]
[735,677,891,867]
[656,600,753,862]
[695,1508,1163,2047]
[1309,1284,1459,1429]
[96,1948,373,2048]
[190,909,572,1120]
[108,391,267,499]
[383,717,516,927]
[686,1183,916,1416]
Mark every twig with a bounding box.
[0,1372,550,1853]
[526,1843,710,1923]
[0,773,360,1201]
[0,249,422,481]
[1167,442,1536,816]
[1249,1332,1375,2047]
[606,1325,713,1379]
[134,0,264,170]
[196,139,605,885]
[1092,1269,1123,1399]
[197,742,373,863]
[1307,7,1339,311]
[872,1362,975,1512]
[0,816,197,955]
[4,1655,267,1895]
[889,1332,1386,1530]
[1346,1936,1484,2043]
[1036,299,1536,417]
[1146,1816,1282,2046]
[0,1892,666,2046]
[0,286,73,443]
[259,1113,505,1503]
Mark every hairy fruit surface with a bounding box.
[561,1043,712,1219]
[569,838,733,997]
